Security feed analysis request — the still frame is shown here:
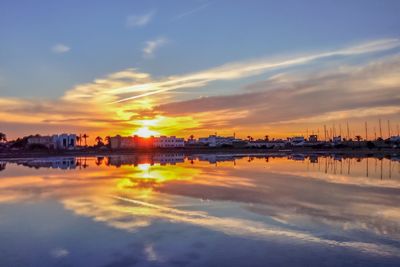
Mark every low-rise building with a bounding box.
[56,134,76,149]
[109,135,136,149]
[27,134,76,150]
[110,135,185,149]
[154,136,184,148]
[198,135,235,147]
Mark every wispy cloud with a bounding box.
[51,44,70,54]
[50,248,69,258]
[115,38,400,103]
[153,54,400,136]
[126,11,155,28]
[143,37,168,57]
[172,2,211,21]
[1,38,400,140]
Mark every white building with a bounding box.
[154,136,184,148]
[27,134,76,150]
[54,134,77,149]
[198,135,235,147]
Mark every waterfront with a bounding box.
[0,154,399,266]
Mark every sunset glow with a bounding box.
[1,2,400,266]
[0,1,398,142]
[133,126,159,138]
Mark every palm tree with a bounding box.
[82,134,89,147]
[105,136,111,144]
[95,136,103,146]
[0,132,6,142]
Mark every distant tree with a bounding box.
[10,136,30,148]
[105,136,111,148]
[189,135,194,140]
[264,135,269,141]
[82,134,89,146]
[247,136,253,141]
[0,132,6,142]
[95,136,103,146]
[105,136,111,144]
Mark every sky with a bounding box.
[0,0,400,141]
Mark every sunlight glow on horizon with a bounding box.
[133,126,160,138]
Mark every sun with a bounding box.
[133,126,159,138]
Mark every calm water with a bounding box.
[0,154,399,267]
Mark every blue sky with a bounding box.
[1,0,399,98]
[0,0,399,139]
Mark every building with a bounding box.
[198,135,236,147]
[153,136,184,148]
[27,134,76,150]
[109,135,136,149]
[27,136,55,149]
[110,135,185,149]
[55,134,76,149]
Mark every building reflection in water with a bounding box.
[0,153,400,261]
[1,153,399,180]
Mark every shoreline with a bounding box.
[0,147,399,160]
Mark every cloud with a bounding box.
[126,11,155,28]
[51,44,70,54]
[154,55,400,131]
[143,37,167,57]
[50,248,69,258]
[114,38,400,103]
[1,38,400,140]
[172,2,211,21]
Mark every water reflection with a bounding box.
[0,154,399,266]
[2,153,399,181]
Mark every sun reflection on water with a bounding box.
[0,155,399,257]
